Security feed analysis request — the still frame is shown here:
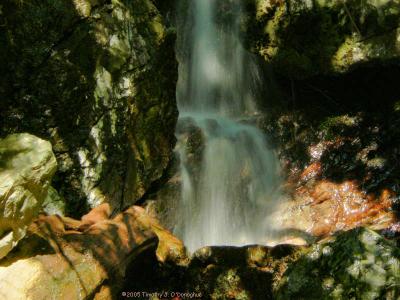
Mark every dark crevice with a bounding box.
[131,153,178,208]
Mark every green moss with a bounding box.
[394,100,400,111]
[319,115,359,139]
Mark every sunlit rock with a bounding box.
[0,133,57,259]
[276,228,400,299]
[273,179,395,243]
[0,204,185,300]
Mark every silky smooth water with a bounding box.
[175,0,281,252]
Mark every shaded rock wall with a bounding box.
[0,0,178,217]
[244,0,400,78]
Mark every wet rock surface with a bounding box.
[143,116,207,232]
[123,228,400,300]
[275,179,395,244]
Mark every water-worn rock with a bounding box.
[0,204,185,300]
[0,133,57,259]
[123,243,300,300]
[276,227,400,299]
[272,179,395,244]
[0,0,178,216]
[123,228,399,300]
[262,100,400,243]
[245,0,400,78]
[143,116,207,232]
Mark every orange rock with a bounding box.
[0,205,187,300]
[300,162,322,182]
[79,203,112,230]
[276,179,396,242]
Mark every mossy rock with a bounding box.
[244,0,400,78]
[276,228,400,299]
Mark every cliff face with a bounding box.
[0,0,178,216]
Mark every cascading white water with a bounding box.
[175,0,281,252]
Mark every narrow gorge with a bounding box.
[0,0,400,299]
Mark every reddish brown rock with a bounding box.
[299,162,322,183]
[0,205,187,300]
[275,179,395,243]
[79,203,112,230]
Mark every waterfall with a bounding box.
[175,0,281,252]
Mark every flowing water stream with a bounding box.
[174,0,281,252]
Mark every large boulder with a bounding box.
[244,0,400,78]
[0,0,178,216]
[0,133,57,259]
[0,204,186,300]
